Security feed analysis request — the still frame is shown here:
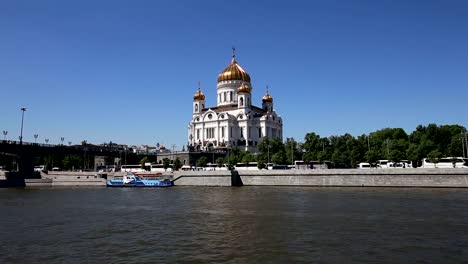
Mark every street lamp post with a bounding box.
[291,138,294,165]
[19,107,27,145]
[465,132,468,158]
[267,143,270,165]
[34,134,38,143]
[386,139,390,159]
[83,146,88,170]
[171,144,176,162]
[367,135,371,152]
[124,146,127,167]
[462,133,466,158]
[2,130,7,140]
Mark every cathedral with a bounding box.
[188,50,283,153]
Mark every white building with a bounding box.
[188,51,283,152]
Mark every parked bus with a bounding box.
[421,157,468,168]
[235,162,259,170]
[270,164,290,170]
[377,160,412,169]
[121,165,146,173]
[150,164,172,172]
[294,160,308,170]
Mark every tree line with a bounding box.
[193,123,467,168]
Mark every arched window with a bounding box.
[230,91,233,102]
[240,97,244,106]
[194,104,198,112]
[247,97,250,106]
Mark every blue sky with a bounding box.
[1,0,467,149]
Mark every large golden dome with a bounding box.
[237,83,251,94]
[193,88,205,101]
[217,57,251,83]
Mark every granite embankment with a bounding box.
[172,169,468,188]
[36,171,107,186]
[3,169,468,187]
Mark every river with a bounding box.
[1,187,467,263]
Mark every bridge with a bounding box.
[0,140,155,179]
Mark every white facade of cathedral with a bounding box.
[188,53,283,152]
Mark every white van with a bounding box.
[357,162,371,169]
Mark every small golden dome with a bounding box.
[237,83,251,94]
[193,88,205,101]
[262,93,273,103]
[262,85,273,103]
[217,57,251,83]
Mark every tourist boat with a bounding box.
[106,174,173,187]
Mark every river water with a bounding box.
[1,187,467,263]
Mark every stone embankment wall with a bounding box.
[5,169,468,188]
[173,169,468,188]
[35,171,105,186]
[172,171,231,186]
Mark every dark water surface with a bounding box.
[1,187,468,263]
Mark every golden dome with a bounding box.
[262,86,273,103]
[237,83,251,94]
[217,57,251,83]
[262,93,273,103]
[193,88,205,101]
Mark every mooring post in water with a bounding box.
[230,170,243,187]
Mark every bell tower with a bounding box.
[193,82,205,115]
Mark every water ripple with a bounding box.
[1,187,468,263]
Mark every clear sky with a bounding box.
[1,0,467,149]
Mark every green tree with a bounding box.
[162,158,170,171]
[63,155,82,171]
[140,156,149,170]
[427,150,442,168]
[227,147,243,167]
[216,157,224,167]
[258,137,285,164]
[241,151,255,163]
[406,143,421,165]
[196,156,208,168]
[257,162,266,170]
[389,149,405,163]
[173,157,182,171]
[365,150,379,166]
[271,151,287,164]
[285,137,301,165]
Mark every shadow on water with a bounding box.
[0,171,40,188]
